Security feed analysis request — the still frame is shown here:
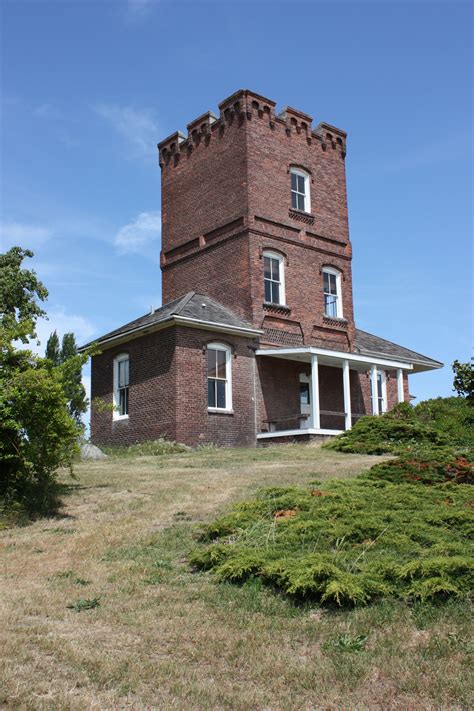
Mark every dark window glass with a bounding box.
[297,193,305,211]
[264,280,272,302]
[291,172,298,190]
[264,256,272,280]
[300,383,310,406]
[271,281,280,304]
[208,379,216,408]
[216,381,226,409]
[216,349,226,379]
[291,191,298,209]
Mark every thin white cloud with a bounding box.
[0,220,54,249]
[127,0,155,14]
[95,103,158,156]
[114,211,161,255]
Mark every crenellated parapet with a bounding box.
[157,89,346,167]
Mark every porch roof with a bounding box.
[255,345,415,371]
[256,332,442,373]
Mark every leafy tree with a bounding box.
[452,360,473,402]
[44,331,88,427]
[45,330,61,365]
[59,333,88,427]
[0,246,86,520]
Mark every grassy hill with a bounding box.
[0,445,472,710]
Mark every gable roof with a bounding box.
[79,292,261,351]
[354,329,443,372]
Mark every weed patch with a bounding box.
[324,633,368,653]
[102,438,190,458]
[67,596,100,612]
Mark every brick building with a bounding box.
[85,89,442,447]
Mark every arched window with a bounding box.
[263,250,286,306]
[113,353,129,419]
[207,342,232,411]
[290,167,311,213]
[322,267,343,319]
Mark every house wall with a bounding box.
[174,326,256,447]
[90,328,177,447]
[90,325,257,448]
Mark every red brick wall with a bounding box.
[159,90,355,351]
[90,325,257,448]
[90,328,177,446]
[174,327,256,447]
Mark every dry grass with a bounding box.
[0,445,472,710]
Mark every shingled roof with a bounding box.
[355,329,442,372]
[79,292,261,350]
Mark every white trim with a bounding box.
[397,368,404,403]
[173,316,263,337]
[263,250,286,306]
[310,354,320,430]
[342,359,352,430]
[206,342,233,413]
[290,167,311,213]
[255,346,414,371]
[370,364,379,416]
[257,428,343,439]
[113,352,129,421]
[322,266,343,319]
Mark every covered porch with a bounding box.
[255,346,412,441]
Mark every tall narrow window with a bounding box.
[207,343,232,411]
[263,251,285,305]
[290,168,310,213]
[371,370,387,414]
[322,267,343,318]
[113,354,129,419]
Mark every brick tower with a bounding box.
[158,89,355,353]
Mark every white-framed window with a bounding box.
[290,167,310,213]
[207,342,232,412]
[113,353,129,420]
[263,250,286,305]
[322,267,343,318]
[371,370,387,414]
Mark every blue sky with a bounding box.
[1,0,472,417]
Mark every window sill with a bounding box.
[208,408,234,416]
[322,315,347,329]
[288,208,315,225]
[263,302,291,314]
[113,415,129,422]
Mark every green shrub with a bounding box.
[364,449,474,486]
[190,480,474,607]
[324,403,449,455]
[414,397,474,448]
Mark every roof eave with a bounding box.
[79,315,262,353]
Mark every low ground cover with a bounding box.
[191,478,473,606]
[2,446,472,709]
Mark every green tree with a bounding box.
[45,330,61,365]
[44,331,88,427]
[59,333,87,427]
[452,360,473,402]
[0,246,85,520]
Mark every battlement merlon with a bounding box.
[157,89,347,166]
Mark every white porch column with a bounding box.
[397,368,404,403]
[370,364,379,416]
[310,354,320,430]
[342,359,352,430]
